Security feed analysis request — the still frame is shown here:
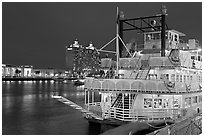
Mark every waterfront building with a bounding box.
[2,64,13,77]
[2,64,68,78]
[2,64,34,77]
[33,68,67,78]
[65,40,101,74]
[33,68,55,77]
[84,42,101,73]
[20,65,33,77]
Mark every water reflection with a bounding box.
[2,81,103,135]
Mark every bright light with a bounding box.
[197,48,202,52]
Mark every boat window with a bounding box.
[173,99,179,108]
[183,75,186,82]
[190,75,193,81]
[174,34,178,41]
[171,74,175,82]
[191,56,195,60]
[176,75,179,82]
[165,32,168,39]
[166,74,169,80]
[146,34,151,40]
[187,75,189,81]
[161,74,169,80]
[168,32,171,40]
[180,75,182,82]
[149,74,157,80]
[197,76,200,82]
[154,99,162,109]
[163,99,169,108]
[144,98,152,108]
[198,96,202,102]
[185,97,191,107]
[192,96,198,104]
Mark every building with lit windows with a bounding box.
[65,39,101,74]
[2,64,33,77]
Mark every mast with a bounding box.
[116,7,119,77]
[161,5,167,57]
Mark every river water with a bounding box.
[2,80,109,135]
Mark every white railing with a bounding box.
[85,78,201,92]
[86,102,195,122]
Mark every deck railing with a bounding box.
[86,102,196,122]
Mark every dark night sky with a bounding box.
[2,2,202,69]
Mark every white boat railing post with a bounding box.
[85,89,86,105]
[92,91,94,103]
[122,93,124,120]
[88,90,90,111]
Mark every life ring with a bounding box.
[164,81,175,91]
[185,84,191,92]
[168,49,181,66]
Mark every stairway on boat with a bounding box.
[109,94,137,119]
[129,70,138,79]
[136,69,150,80]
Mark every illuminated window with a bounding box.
[163,99,169,108]
[154,98,162,109]
[191,56,195,60]
[187,75,189,81]
[144,98,152,108]
[190,75,193,81]
[180,75,182,82]
[185,97,191,107]
[174,35,178,41]
[176,75,179,82]
[192,96,197,104]
[184,75,186,82]
[198,96,202,102]
[173,99,179,108]
[171,74,175,82]
[168,32,171,39]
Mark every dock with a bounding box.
[51,95,103,120]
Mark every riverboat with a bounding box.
[83,7,202,126]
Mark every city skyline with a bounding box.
[2,2,202,69]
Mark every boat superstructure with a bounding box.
[83,6,202,125]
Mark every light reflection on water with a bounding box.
[2,81,107,135]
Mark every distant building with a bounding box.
[33,68,67,78]
[2,64,33,77]
[33,68,55,77]
[2,64,68,78]
[65,39,101,74]
[20,65,33,77]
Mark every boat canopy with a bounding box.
[85,78,200,93]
